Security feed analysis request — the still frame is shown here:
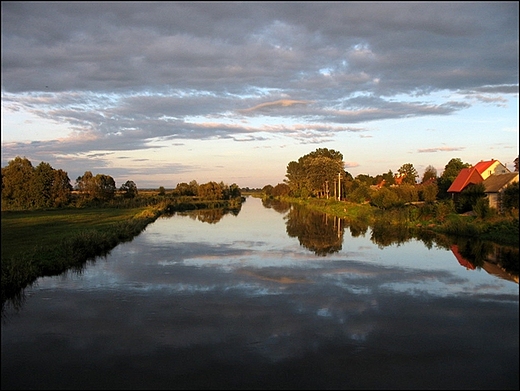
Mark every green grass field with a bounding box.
[1,207,148,260]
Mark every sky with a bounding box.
[1,2,518,189]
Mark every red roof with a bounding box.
[447,167,484,193]
[473,160,497,175]
[451,245,476,270]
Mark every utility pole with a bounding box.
[325,180,329,199]
[338,172,341,201]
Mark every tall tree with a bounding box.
[76,171,96,199]
[1,156,36,209]
[437,158,470,199]
[397,163,419,185]
[51,169,73,207]
[421,165,438,184]
[120,180,138,199]
[285,148,345,198]
[33,162,56,208]
[75,171,116,201]
[94,174,116,201]
[285,160,309,197]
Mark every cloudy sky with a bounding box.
[1,2,518,189]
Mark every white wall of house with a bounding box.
[481,161,509,179]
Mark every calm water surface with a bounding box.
[1,196,518,390]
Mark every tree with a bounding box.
[75,171,115,202]
[198,181,223,200]
[228,183,241,198]
[420,182,438,203]
[175,182,196,196]
[457,183,486,213]
[355,174,376,186]
[120,180,138,199]
[33,162,56,208]
[188,180,199,196]
[285,160,308,197]
[1,156,36,209]
[394,184,419,203]
[272,183,290,197]
[285,148,345,198]
[347,181,372,203]
[502,182,519,212]
[421,165,437,184]
[397,163,419,185]
[437,158,470,199]
[1,156,72,209]
[34,162,72,207]
[51,169,73,207]
[262,184,274,197]
[377,170,395,187]
[514,156,519,172]
[94,174,116,201]
[75,171,96,199]
[370,187,400,209]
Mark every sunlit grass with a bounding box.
[1,207,148,259]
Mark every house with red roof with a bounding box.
[447,159,516,210]
[482,172,519,211]
[473,159,509,179]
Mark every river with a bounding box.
[1,196,518,389]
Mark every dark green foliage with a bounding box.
[120,180,138,199]
[456,182,486,213]
[285,204,343,255]
[473,197,491,219]
[285,148,345,198]
[1,156,73,209]
[355,174,376,186]
[348,182,372,203]
[437,158,471,199]
[420,182,438,203]
[421,165,438,184]
[501,182,519,211]
[75,171,117,202]
[394,184,419,203]
[370,187,401,209]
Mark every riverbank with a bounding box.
[1,197,243,307]
[271,196,519,246]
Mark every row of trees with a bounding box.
[161,180,241,200]
[1,156,242,210]
[1,156,141,209]
[265,148,518,214]
[1,157,73,209]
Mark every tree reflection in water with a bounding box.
[285,204,344,256]
[178,204,242,224]
[266,200,519,283]
[261,197,291,214]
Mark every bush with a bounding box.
[473,197,491,219]
[370,187,401,209]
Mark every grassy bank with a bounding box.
[1,204,164,306]
[1,197,242,307]
[275,196,519,246]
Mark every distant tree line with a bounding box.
[1,156,242,210]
